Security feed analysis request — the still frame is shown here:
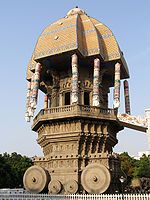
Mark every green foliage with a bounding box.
[119,152,136,180]
[133,154,150,178]
[0,152,32,188]
[0,155,13,188]
[119,152,150,180]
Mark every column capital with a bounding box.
[35,62,42,73]
[72,54,78,65]
[115,62,121,70]
[94,58,100,66]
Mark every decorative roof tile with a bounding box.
[27,7,129,80]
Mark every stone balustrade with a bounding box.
[32,105,116,131]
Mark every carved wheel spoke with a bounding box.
[48,180,62,194]
[23,166,50,193]
[81,163,111,194]
[65,180,78,194]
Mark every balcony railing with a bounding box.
[32,105,116,130]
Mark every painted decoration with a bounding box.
[93,58,100,106]
[113,63,121,108]
[124,80,131,115]
[44,95,48,109]
[25,63,41,121]
[25,82,31,122]
[29,74,35,118]
[71,54,78,104]
[31,63,41,109]
[118,113,147,127]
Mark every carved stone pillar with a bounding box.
[44,94,48,109]
[28,63,41,118]
[124,80,131,114]
[28,74,35,117]
[25,82,31,122]
[50,69,60,107]
[113,62,121,108]
[59,92,63,107]
[51,88,58,107]
[31,62,42,109]
[71,54,79,104]
[93,58,100,106]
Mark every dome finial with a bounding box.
[66,7,87,17]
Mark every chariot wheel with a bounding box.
[65,179,78,194]
[81,163,111,194]
[48,180,62,194]
[23,165,50,193]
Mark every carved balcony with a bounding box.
[32,104,117,131]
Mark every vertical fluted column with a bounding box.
[124,80,131,115]
[25,82,31,122]
[71,54,79,104]
[44,94,48,109]
[93,58,100,106]
[31,63,42,109]
[113,63,121,108]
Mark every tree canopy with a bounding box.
[0,152,32,188]
[133,154,150,178]
[119,152,150,180]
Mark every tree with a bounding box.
[133,154,150,178]
[0,152,32,188]
[119,152,136,180]
[0,154,12,188]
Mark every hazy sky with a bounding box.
[0,1,150,157]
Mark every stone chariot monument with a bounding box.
[23,7,150,194]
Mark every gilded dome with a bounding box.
[27,7,129,80]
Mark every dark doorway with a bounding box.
[84,92,90,105]
[65,92,70,105]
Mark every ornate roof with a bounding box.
[27,7,129,80]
